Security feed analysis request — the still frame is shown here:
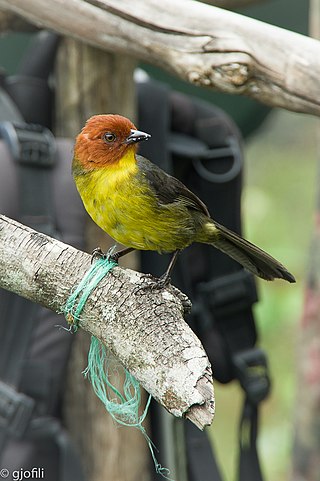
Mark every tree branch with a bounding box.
[0,0,319,116]
[0,214,214,430]
[0,8,37,32]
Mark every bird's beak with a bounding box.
[124,129,151,144]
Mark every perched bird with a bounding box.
[73,114,295,285]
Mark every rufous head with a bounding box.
[73,114,151,169]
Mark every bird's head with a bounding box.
[74,114,151,170]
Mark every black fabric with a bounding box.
[4,32,59,128]
[0,137,87,481]
[0,82,24,122]
[238,401,263,481]
[186,423,222,481]
[0,296,37,386]
[17,32,59,80]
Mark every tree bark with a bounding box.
[0,214,214,429]
[0,0,264,31]
[0,0,319,117]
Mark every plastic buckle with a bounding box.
[169,132,242,183]
[193,136,243,184]
[0,380,35,437]
[233,348,271,404]
[197,269,258,319]
[0,121,55,167]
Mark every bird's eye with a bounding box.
[103,132,116,142]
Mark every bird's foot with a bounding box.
[91,247,107,264]
[134,273,171,293]
[151,273,171,290]
[91,245,119,264]
[106,245,121,263]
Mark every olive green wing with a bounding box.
[136,155,210,217]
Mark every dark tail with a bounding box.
[205,221,295,283]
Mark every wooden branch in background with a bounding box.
[0,0,266,33]
[0,214,214,430]
[0,0,319,117]
[0,0,265,34]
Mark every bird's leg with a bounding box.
[131,250,182,294]
[156,250,180,288]
[91,246,135,264]
[110,246,135,262]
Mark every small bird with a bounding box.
[73,114,295,285]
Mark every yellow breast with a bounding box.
[74,151,196,252]
[74,150,139,239]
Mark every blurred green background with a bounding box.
[210,109,317,481]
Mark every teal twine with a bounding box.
[83,336,173,480]
[63,256,173,480]
[63,256,117,332]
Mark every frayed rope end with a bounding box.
[63,255,173,479]
[84,336,174,481]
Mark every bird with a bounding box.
[72,114,295,286]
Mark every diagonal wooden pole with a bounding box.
[0,0,320,116]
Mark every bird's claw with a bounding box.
[91,245,119,264]
[91,247,107,264]
[134,273,171,294]
[150,274,171,290]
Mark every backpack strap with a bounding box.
[0,74,24,123]
[185,422,223,481]
[235,348,269,481]
[4,31,59,129]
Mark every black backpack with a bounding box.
[0,31,270,481]
[138,79,269,481]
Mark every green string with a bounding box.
[84,336,173,480]
[63,256,173,480]
[64,256,117,332]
